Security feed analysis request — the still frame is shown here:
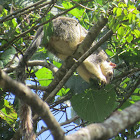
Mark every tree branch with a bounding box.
[0,0,50,23]
[3,60,58,74]
[65,100,140,140]
[0,69,64,140]
[37,116,79,136]
[113,77,140,112]
[27,60,58,73]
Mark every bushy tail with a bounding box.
[20,102,36,140]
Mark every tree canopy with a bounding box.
[0,0,140,140]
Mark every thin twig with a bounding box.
[0,0,51,23]
[37,116,79,136]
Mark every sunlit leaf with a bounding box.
[131,29,140,38]
[128,12,133,23]
[117,26,125,37]
[62,1,84,18]
[126,34,133,43]
[12,18,17,28]
[35,67,53,86]
[0,100,17,126]
[116,8,122,17]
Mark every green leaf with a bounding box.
[121,77,130,85]
[105,49,114,56]
[12,18,17,28]
[131,95,140,101]
[71,85,117,123]
[117,26,125,36]
[3,8,8,15]
[53,60,62,68]
[57,88,70,97]
[62,1,72,9]
[113,7,117,14]
[35,67,53,86]
[15,28,20,33]
[0,47,16,67]
[131,29,140,38]
[124,9,128,15]
[0,99,17,126]
[116,8,122,17]
[128,12,133,23]
[120,100,133,110]
[42,14,54,45]
[134,88,140,94]
[126,34,133,43]
[96,0,103,5]
[65,75,90,94]
[62,1,84,18]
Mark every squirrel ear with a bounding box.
[110,62,116,68]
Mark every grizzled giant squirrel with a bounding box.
[46,17,116,84]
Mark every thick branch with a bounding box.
[65,100,140,140]
[0,69,64,140]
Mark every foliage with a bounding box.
[0,94,17,139]
[0,0,139,139]
[0,99,17,126]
